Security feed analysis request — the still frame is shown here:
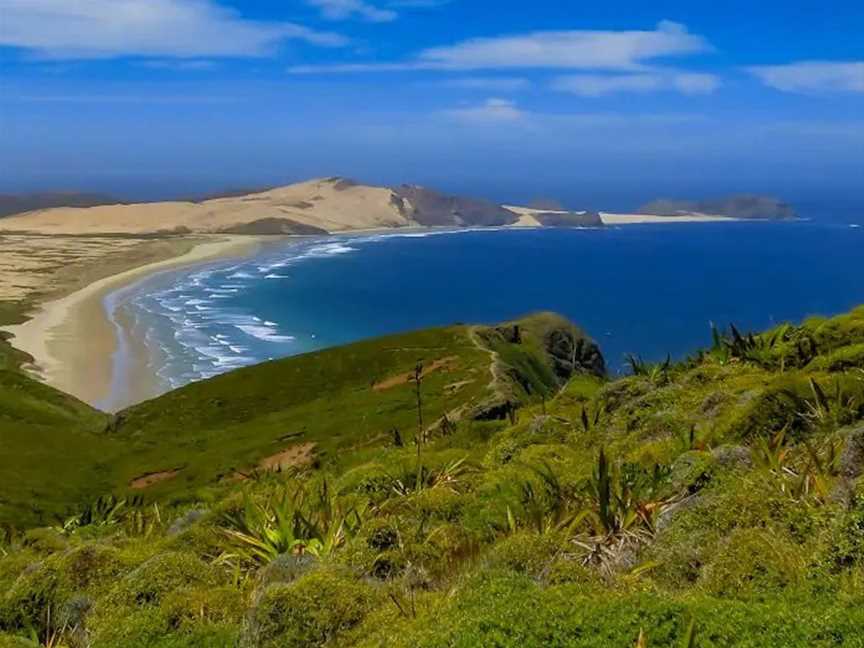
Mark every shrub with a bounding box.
[485,531,565,578]
[721,379,809,441]
[245,567,377,647]
[0,544,127,635]
[160,585,245,629]
[818,498,864,573]
[21,528,68,554]
[808,343,864,372]
[97,551,219,611]
[698,528,806,599]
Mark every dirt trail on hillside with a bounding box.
[130,469,181,490]
[258,442,317,472]
[372,356,459,391]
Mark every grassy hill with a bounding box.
[0,313,595,526]
[2,308,864,647]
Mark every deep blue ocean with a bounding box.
[114,219,864,398]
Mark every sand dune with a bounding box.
[599,212,737,225]
[0,178,419,236]
[1,177,747,237]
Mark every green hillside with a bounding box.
[0,313,595,526]
[2,308,864,647]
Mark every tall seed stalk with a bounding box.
[414,362,424,493]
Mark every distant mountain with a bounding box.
[638,195,797,220]
[0,192,121,218]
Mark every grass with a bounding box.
[2,306,864,646]
[0,313,589,527]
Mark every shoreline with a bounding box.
[1,218,762,413]
[2,235,264,411]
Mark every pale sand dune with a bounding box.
[0,178,411,236]
[600,212,737,225]
[504,204,736,226]
[2,236,261,410]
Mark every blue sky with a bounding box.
[1,0,862,210]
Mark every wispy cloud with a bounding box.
[289,20,711,73]
[139,60,219,71]
[446,98,526,124]
[551,72,720,96]
[0,0,347,60]
[748,61,864,94]
[438,77,532,91]
[306,0,397,23]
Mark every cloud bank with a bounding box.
[289,20,712,73]
[0,0,346,59]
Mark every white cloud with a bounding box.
[551,72,720,96]
[0,0,346,59]
[307,0,396,23]
[446,98,526,124]
[749,61,864,94]
[421,21,708,70]
[288,20,711,73]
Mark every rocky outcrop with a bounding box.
[544,326,606,380]
[392,184,519,228]
[839,425,864,480]
[532,211,604,228]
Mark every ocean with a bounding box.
[108,219,864,404]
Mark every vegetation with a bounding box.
[2,307,864,646]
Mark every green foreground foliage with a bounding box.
[3,307,864,646]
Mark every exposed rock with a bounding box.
[544,327,606,380]
[472,398,518,422]
[532,211,604,228]
[839,425,864,479]
[255,553,318,589]
[493,324,522,344]
[392,184,519,227]
[167,508,210,536]
[711,445,753,470]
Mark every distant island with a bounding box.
[0,178,795,236]
[638,194,797,220]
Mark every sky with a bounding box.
[0,0,862,211]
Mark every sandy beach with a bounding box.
[599,212,737,225]
[0,200,739,413]
[2,236,263,411]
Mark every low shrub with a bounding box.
[698,528,806,599]
[245,566,378,647]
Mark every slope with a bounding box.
[0,313,600,526]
